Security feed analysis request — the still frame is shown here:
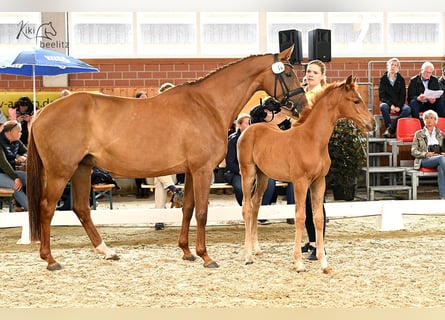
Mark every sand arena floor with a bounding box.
[1,191,445,308]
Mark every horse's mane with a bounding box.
[294,79,352,126]
[183,53,267,85]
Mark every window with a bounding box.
[69,12,133,57]
[136,12,196,56]
[328,12,384,56]
[387,13,442,55]
[200,12,259,56]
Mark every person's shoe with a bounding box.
[258,219,270,225]
[154,222,165,230]
[388,127,396,138]
[307,248,327,261]
[13,206,25,212]
[307,248,318,261]
[301,242,316,253]
[383,128,391,138]
[286,218,295,224]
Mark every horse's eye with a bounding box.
[285,72,292,77]
[353,100,360,104]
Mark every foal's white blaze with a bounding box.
[95,241,117,259]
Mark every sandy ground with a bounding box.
[1,190,445,308]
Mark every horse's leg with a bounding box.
[311,178,332,274]
[250,170,269,257]
[191,169,218,268]
[39,175,69,270]
[241,166,256,264]
[292,181,308,272]
[71,165,119,261]
[178,173,196,262]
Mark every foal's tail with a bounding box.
[27,130,44,241]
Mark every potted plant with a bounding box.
[326,119,366,201]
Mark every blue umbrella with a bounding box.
[0,47,99,114]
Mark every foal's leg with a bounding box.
[178,173,197,262]
[250,171,269,256]
[71,166,119,261]
[292,181,308,272]
[241,167,256,264]
[311,178,331,274]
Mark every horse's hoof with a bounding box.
[182,254,196,262]
[245,261,254,265]
[323,267,333,275]
[105,254,120,261]
[47,262,62,271]
[204,261,219,268]
[254,252,263,257]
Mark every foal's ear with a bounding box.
[279,44,294,62]
[345,74,357,90]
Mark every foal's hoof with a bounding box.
[245,261,254,265]
[204,261,219,268]
[47,262,62,271]
[105,254,120,261]
[322,266,333,275]
[182,254,197,262]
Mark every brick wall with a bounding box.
[1,56,444,109]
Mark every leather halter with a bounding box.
[272,54,305,116]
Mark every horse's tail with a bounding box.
[27,129,43,241]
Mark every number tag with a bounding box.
[272,62,285,74]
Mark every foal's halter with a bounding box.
[272,54,305,116]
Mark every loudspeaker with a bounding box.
[278,29,303,65]
[308,28,331,62]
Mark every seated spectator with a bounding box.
[0,121,27,211]
[411,110,445,199]
[9,96,34,146]
[408,61,445,119]
[224,113,276,209]
[379,58,411,138]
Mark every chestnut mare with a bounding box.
[27,46,308,270]
[238,75,375,274]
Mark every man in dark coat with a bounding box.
[408,61,445,119]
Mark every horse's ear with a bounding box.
[279,44,294,62]
[344,74,356,90]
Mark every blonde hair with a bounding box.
[386,57,401,70]
[306,59,327,87]
[235,113,250,125]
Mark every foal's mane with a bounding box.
[183,54,266,85]
[294,79,349,126]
